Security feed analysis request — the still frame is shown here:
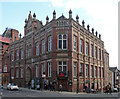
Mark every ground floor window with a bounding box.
[42,63,45,75]
[48,62,52,77]
[58,61,67,75]
[73,62,77,77]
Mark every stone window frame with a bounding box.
[16,67,19,78]
[91,44,94,57]
[41,39,45,54]
[48,36,52,52]
[58,61,67,75]
[36,64,39,78]
[80,39,83,53]
[86,64,89,77]
[48,62,52,77]
[73,62,77,77]
[73,35,77,51]
[36,42,39,56]
[58,34,67,50]
[86,42,89,55]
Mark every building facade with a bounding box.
[1,28,19,86]
[0,35,10,85]
[2,10,110,92]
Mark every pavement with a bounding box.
[0,87,119,99]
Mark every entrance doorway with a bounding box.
[26,67,32,84]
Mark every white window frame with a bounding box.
[80,63,83,76]
[48,62,52,77]
[95,46,97,59]
[80,39,83,53]
[91,44,93,57]
[58,34,67,50]
[36,64,39,77]
[16,68,19,78]
[3,66,7,72]
[16,49,19,60]
[48,36,52,51]
[20,68,23,78]
[86,42,88,55]
[73,35,77,51]
[36,42,39,56]
[21,48,23,59]
[42,39,45,54]
[58,61,67,75]
[98,48,101,60]
[73,62,77,77]
[102,67,104,78]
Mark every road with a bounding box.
[0,87,119,99]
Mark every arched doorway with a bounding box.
[26,67,32,84]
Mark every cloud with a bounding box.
[0,0,49,2]
[49,0,118,67]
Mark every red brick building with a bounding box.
[1,28,19,86]
[0,35,10,86]
[2,10,110,92]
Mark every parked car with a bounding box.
[112,87,118,92]
[7,83,19,91]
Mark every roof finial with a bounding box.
[33,13,36,18]
[69,9,72,19]
[82,20,85,27]
[46,16,49,24]
[76,15,79,23]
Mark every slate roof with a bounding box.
[57,14,67,20]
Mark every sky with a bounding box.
[0,0,119,69]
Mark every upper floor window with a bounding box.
[107,56,109,67]
[48,62,52,77]
[80,39,83,53]
[86,42,88,55]
[58,34,67,50]
[58,61,67,75]
[11,51,14,61]
[21,48,23,59]
[95,46,97,58]
[98,48,101,60]
[16,49,19,60]
[73,36,77,51]
[48,36,52,51]
[36,42,39,56]
[102,50,104,61]
[42,39,45,54]
[91,44,93,57]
